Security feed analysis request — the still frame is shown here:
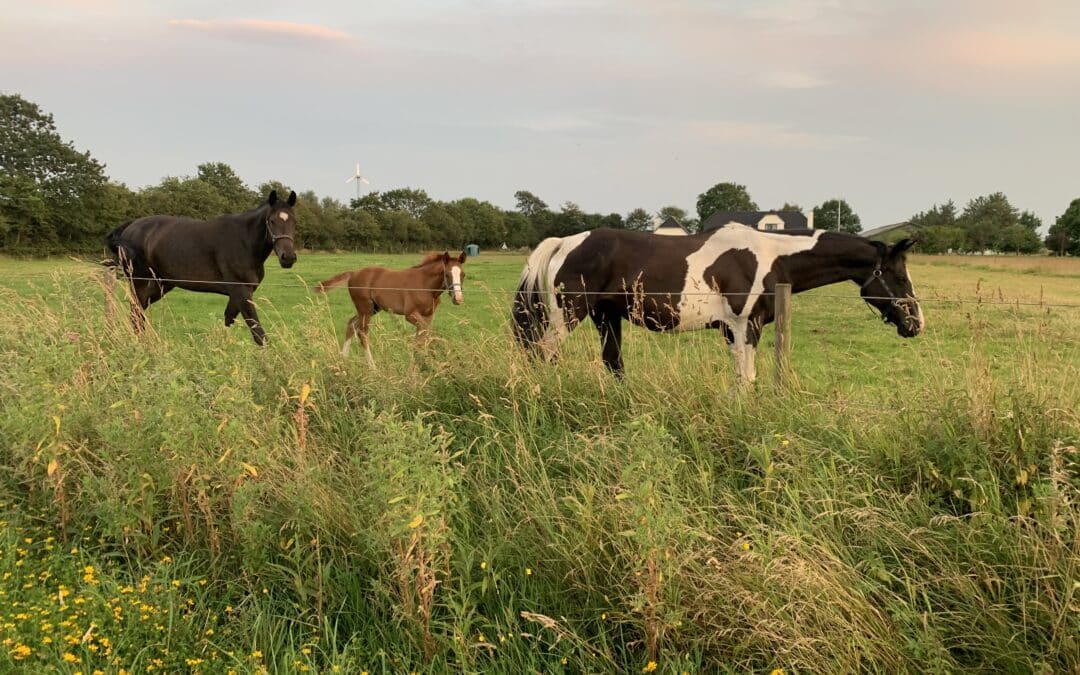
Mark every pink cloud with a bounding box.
[168,18,353,45]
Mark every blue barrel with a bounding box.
[465,244,480,257]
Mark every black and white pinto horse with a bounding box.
[512,226,923,381]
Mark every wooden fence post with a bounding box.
[774,283,793,386]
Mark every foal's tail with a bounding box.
[315,271,352,293]
[512,236,563,352]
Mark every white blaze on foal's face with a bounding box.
[449,265,464,304]
[278,212,289,221]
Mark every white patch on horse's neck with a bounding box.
[676,225,823,331]
[278,212,289,221]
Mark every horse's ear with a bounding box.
[890,238,916,258]
[268,190,279,206]
[442,251,450,263]
[458,251,467,264]
[287,190,297,207]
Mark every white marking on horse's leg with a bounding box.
[744,343,757,383]
[341,336,352,356]
[365,344,375,368]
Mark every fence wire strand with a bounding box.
[2,263,1080,309]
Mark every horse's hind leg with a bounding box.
[539,296,586,363]
[341,314,375,367]
[341,316,358,356]
[224,297,240,327]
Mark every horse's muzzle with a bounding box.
[279,252,297,268]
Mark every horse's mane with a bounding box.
[411,252,445,268]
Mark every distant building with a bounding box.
[652,216,689,236]
[700,210,814,233]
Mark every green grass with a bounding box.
[1,252,1079,673]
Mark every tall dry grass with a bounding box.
[0,277,1078,672]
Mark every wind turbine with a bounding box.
[345,162,370,200]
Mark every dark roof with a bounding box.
[860,221,912,238]
[654,216,687,232]
[701,210,810,232]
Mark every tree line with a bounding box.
[3,93,1079,256]
[907,194,1080,255]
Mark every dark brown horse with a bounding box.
[317,251,466,366]
[104,190,298,344]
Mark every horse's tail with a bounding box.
[103,221,149,277]
[315,271,352,293]
[512,236,563,352]
[103,221,131,264]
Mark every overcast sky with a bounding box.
[3,0,1078,229]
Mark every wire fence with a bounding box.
[1,263,1079,309]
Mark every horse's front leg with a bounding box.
[407,312,433,347]
[591,303,625,378]
[232,290,266,345]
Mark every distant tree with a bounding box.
[1046,198,1080,255]
[958,192,1017,252]
[780,202,803,212]
[696,182,757,222]
[0,93,109,252]
[916,226,967,254]
[997,223,1042,254]
[548,201,588,237]
[447,198,506,247]
[909,200,958,230]
[141,176,232,221]
[813,198,862,234]
[625,207,653,231]
[342,208,381,250]
[909,200,960,252]
[292,190,348,250]
[196,162,256,212]
[514,190,549,219]
[657,205,689,222]
[380,187,432,219]
[422,202,465,247]
[1018,210,1041,231]
[502,211,536,247]
[350,191,384,213]
[598,212,624,230]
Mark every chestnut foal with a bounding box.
[317,251,466,366]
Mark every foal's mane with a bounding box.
[411,252,446,268]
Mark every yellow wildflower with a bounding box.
[11,643,31,659]
[642,661,658,673]
[63,652,80,663]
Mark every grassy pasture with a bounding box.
[1,252,1079,673]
